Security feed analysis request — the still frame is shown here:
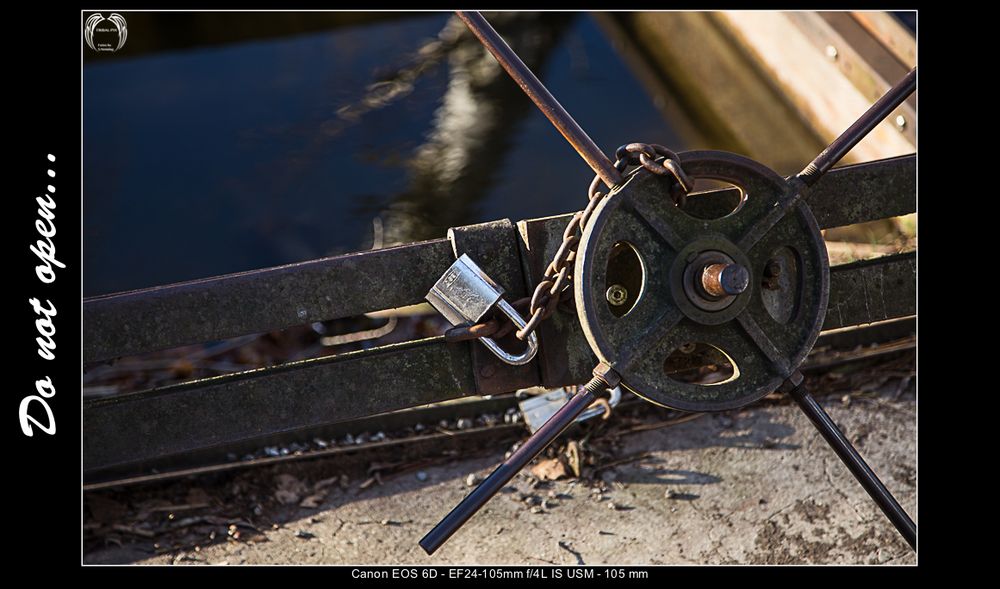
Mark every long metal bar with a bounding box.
[456,11,623,189]
[83,253,913,478]
[84,337,477,474]
[796,68,916,187]
[85,422,528,492]
[787,378,916,549]
[681,155,914,228]
[85,316,914,488]
[805,154,914,229]
[823,252,915,330]
[83,155,913,364]
[84,238,456,364]
[421,377,603,554]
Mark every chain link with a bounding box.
[444,143,690,344]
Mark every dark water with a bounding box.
[84,13,689,297]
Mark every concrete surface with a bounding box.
[85,380,916,566]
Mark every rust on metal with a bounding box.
[701,263,729,297]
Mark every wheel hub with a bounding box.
[574,150,830,412]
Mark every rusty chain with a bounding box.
[445,142,690,344]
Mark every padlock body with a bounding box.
[426,254,505,325]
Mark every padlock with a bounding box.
[426,254,538,365]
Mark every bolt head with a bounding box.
[606,284,628,306]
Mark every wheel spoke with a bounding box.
[783,374,916,550]
[737,313,791,375]
[629,193,686,251]
[456,11,622,190]
[614,306,685,372]
[736,186,804,252]
[421,371,611,554]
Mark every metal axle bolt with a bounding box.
[701,263,749,297]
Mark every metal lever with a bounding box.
[782,373,916,549]
[420,365,618,555]
[427,254,538,366]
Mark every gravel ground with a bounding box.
[84,370,916,566]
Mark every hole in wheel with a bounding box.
[761,246,802,325]
[664,342,739,385]
[681,179,746,220]
[605,241,645,318]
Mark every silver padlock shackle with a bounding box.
[480,299,538,365]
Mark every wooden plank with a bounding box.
[607,12,827,176]
[717,11,914,163]
[786,11,915,146]
[851,11,916,68]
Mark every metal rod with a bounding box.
[786,378,916,550]
[796,67,915,187]
[456,11,623,189]
[420,376,605,554]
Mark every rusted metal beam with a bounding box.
[84,239,456,364]
[806,154,914,229]
[84,337,477,474]
[84,316,915,488]
[823,252,915,330]
[84,251,915,475]
[679,155,915,229]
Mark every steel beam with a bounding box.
[681,154,915,228]
[84,239,455,364]
[823,252,915,330]
[84,252,915,474]
[84,337,477,473]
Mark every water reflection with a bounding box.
[83,12,684,296]
[380,13,574,245]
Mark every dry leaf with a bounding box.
[299,492,327,508]
[530,457,569,481]
[565,441,582,478]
